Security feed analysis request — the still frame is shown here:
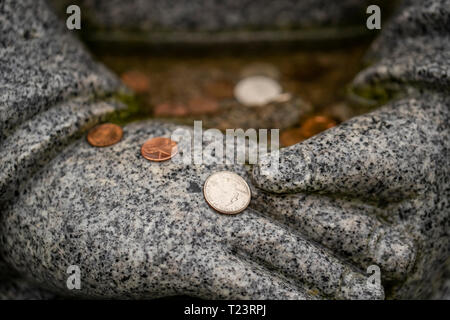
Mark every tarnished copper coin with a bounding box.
[87,123,123,147]
[203,171,251,215]
[141,137,178,162]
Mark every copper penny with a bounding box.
[153,102,189,117]
[280,127,305,147]
[121,70,150,93]
[87,123,123,147]
[141,137,178,162]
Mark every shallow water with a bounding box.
[93,43,371,146]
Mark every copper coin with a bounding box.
[204,81,234,99]
[87,123,123,147]
[280,127,305,147]
[234,75,282,106]
[141,137,178,162]
[187,97,219,115]
[153,102,189,117]
[121,70,150,93]
[300,115,336,139]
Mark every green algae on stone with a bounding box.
[105,93,150,126]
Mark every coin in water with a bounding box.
[87,123,123,147]
[240,62,281,80]
[141,137,178,162]
[154,102,189,117]
[187,97,219,115]
[203,171,251,215]
[234,75,282,106]
[280,127,304,147]
[204,80,234,99]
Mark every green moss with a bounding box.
[104,93,150,126]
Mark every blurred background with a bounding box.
[48,0,400,146]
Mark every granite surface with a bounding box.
[0,0,448,300]
[47,0,400,47]
[253,0,450,299]
[431,260,450,300]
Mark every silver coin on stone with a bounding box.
[234,75,282,106]
[203,171,251,215]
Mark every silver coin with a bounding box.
[203,171,251,214]
[234,75,282,106]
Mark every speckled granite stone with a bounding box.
[173,96,309,131]
[0,0,123,141]
[0,256,15,278]
[0,255,58,299]
[0,276,56,300]
[0,0,125,298]
[0,97,126,204]
[49,0,391,32]
[352,0,450,94]
[432,261,450,300]
[253,0,450,299]
[1,0,448,300]
[0,0,126,204]
[48,0,399,47]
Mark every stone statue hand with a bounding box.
[252,94,449,298]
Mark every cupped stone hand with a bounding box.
[0,0,384,300]
[252,93,449,298]
[0,121,383,300]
